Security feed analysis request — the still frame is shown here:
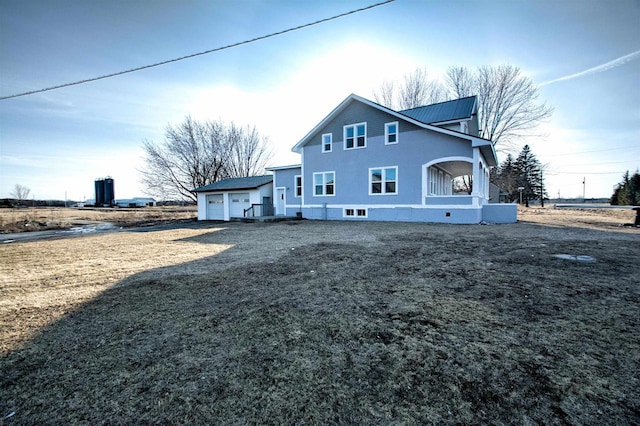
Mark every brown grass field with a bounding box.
[1,207,638,424]
[0,206,197,234]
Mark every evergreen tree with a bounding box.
[513,145,545,206]
[610,170,640,205]
[494,154,519,202]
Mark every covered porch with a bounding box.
[422,150,490,207]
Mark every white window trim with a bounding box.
[343,122,367,150]
[369,166,398,196]
[294,175,302,198]
[384,121,399,145]
[343,207,368,218]
[313,171,336,197]
[322,133,332,153]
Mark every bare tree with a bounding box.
[375,65,553,150]
[374,68,447,110]
[139,116,272,202]
[225,122,273,178]
[373,80,396,109]
[446,66,475,98]
[11,184,31,202]
[446,64,553,149]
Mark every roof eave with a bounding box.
[265,164,302,171]
[472,138,497,167]
[428,117,471,126]
[195,181,273,193]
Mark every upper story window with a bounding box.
[322,133,332,153]
[385,122,398,145]
[295,175,302,197]
[370,166,397,195]
[344,123,366,150]
[314,171,335,196]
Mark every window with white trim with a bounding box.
[344,123,366,149]
[295,175,302,197]
[385,122,398,145]
[313,171,335,196]
[344,208,368,218]
[370,166,397,195]
[428,166,453,195]
[322,133,332,153]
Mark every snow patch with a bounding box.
[553,254,597,263]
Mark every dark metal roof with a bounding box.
[194,175,273,192]
[399,96,476,124]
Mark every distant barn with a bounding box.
[115,197,157,208]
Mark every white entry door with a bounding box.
[230,193,250,218]
[275,188,285,215]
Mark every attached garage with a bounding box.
[194,175,273,221]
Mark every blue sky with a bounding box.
[1,0,638,201]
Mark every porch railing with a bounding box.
[244,203,274,217]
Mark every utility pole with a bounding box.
[582,177,586,202]
[518,187,524,205]
[540,169,544,208]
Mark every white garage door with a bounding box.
[230,193,250,218]
[206,194,224,220]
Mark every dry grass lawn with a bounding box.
[1,207,638,424]
[0,206,196,233]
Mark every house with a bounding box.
[195,175,273,221]
[266,94,517,224]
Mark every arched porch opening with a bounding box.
[423,157,475,205]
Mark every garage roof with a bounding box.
[194,175,273,192]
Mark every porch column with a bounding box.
[471,147,481,206]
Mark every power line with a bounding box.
[0,0,395,101]
[547,171,628,175]
[553,159,639,167]
[548,144,639,157]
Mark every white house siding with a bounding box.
[197,192,208,220]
